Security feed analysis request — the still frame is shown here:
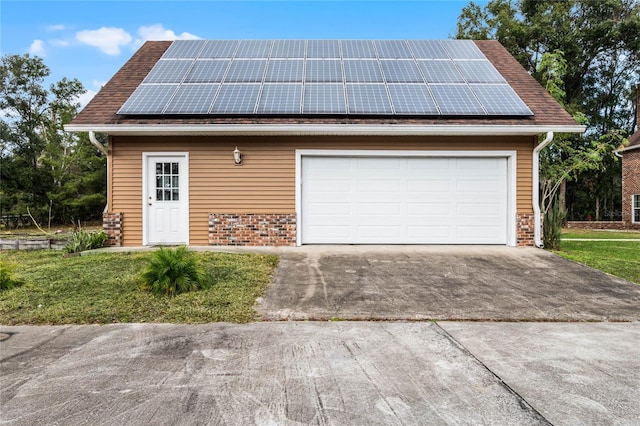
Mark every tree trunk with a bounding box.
[559,179,567,211]
[595,196,600,221]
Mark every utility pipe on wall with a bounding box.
[89,131,109,213]
[533,132,554,248]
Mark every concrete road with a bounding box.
[2,322,639,425]
[258,246,640,321]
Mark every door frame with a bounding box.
[142,152,190,246]
[295,149,517,247]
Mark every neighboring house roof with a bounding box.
[67,40,584,136]
[622,130,640,153]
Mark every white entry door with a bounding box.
[144,153,189,245]
[301,156,508,244]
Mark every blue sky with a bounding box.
[1,1,480,105]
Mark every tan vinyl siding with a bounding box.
[110,135,535,246]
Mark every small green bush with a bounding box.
[139,246,210,297]
[0,261,22,291]
[64,230,108,253]
[543,199,567,250]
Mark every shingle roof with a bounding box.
[70,40,580,130]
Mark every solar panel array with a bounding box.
[118,40,533,116]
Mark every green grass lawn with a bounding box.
[561,228,640,239]
[554,240,640,284]
[0,250,278,325]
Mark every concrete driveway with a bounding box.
[2,322,639,425]
[258,246,640,321]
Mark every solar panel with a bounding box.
[342,40,376,58]
[164,84,219,114]
[210,84,261,114]
[470,84,533,115]
[455,60,505,83]
[120,39,533,117]
[375,40,413,59]
[418,60,465,83]
[199,40,238,58]
[407,40,449,59]
[347,84,393,114]
[257,84,302,114]
[305,60,342,82]
[184,60,230,83]
[388,84,439,114]
[343,60,384,83]
[303,84,346,114]
[224,60,267,82]
[380,60,423,83]
[118,84,178,114]
[306,40,340,58]
[429,84,486,115]
[271,40,305,58]
[235,40,272,58]
[143,60,194,84]
[161,40,206,58]
[440,40,486,59]
[265,60,304,82]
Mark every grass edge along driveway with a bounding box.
[556,229,640,285]
[0,250,279,325]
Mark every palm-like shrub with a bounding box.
[543,199,567,250]
[139,246,208,297]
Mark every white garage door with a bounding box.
[301,156,508,244]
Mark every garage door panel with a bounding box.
[308,203,352,215]
[359,226,401,238]
[457,202,501,216]
[408,158,450,170]
[408,202,450,216]
[457,225,502,239]
[407,179,450,192]
[357,180,401,192]
[359,202,401,215]
[407,226,451,238]
[301,156,507,244]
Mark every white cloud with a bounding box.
[50,39,71,47]
[47,24,66,32]
[76,89,98,108]
[29,39,46,57]
[76,27,132,55]
[133,24,200,48]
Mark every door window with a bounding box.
[155,162,179,201]
[634,194,640,223]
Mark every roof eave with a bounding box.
[64,123,586,137]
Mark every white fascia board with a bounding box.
[64,123,586,136]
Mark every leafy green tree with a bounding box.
[456,0,640,220]
[0,54,106,225]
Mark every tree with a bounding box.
[456,0,640,220]
[0,54,106,225]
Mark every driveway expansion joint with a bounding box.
[433,322,552,425]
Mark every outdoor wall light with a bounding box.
[233,146,242,165]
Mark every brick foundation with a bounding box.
[103,212,123,247]
[622,149,640,229]
[208,213,296,246]
[516,213,535,247]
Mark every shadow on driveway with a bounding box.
[258,246,640,321]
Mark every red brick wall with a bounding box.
[516,213,535,247]
[622,150,640,229]
[103,212,123,247]
[208,213,296,246]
